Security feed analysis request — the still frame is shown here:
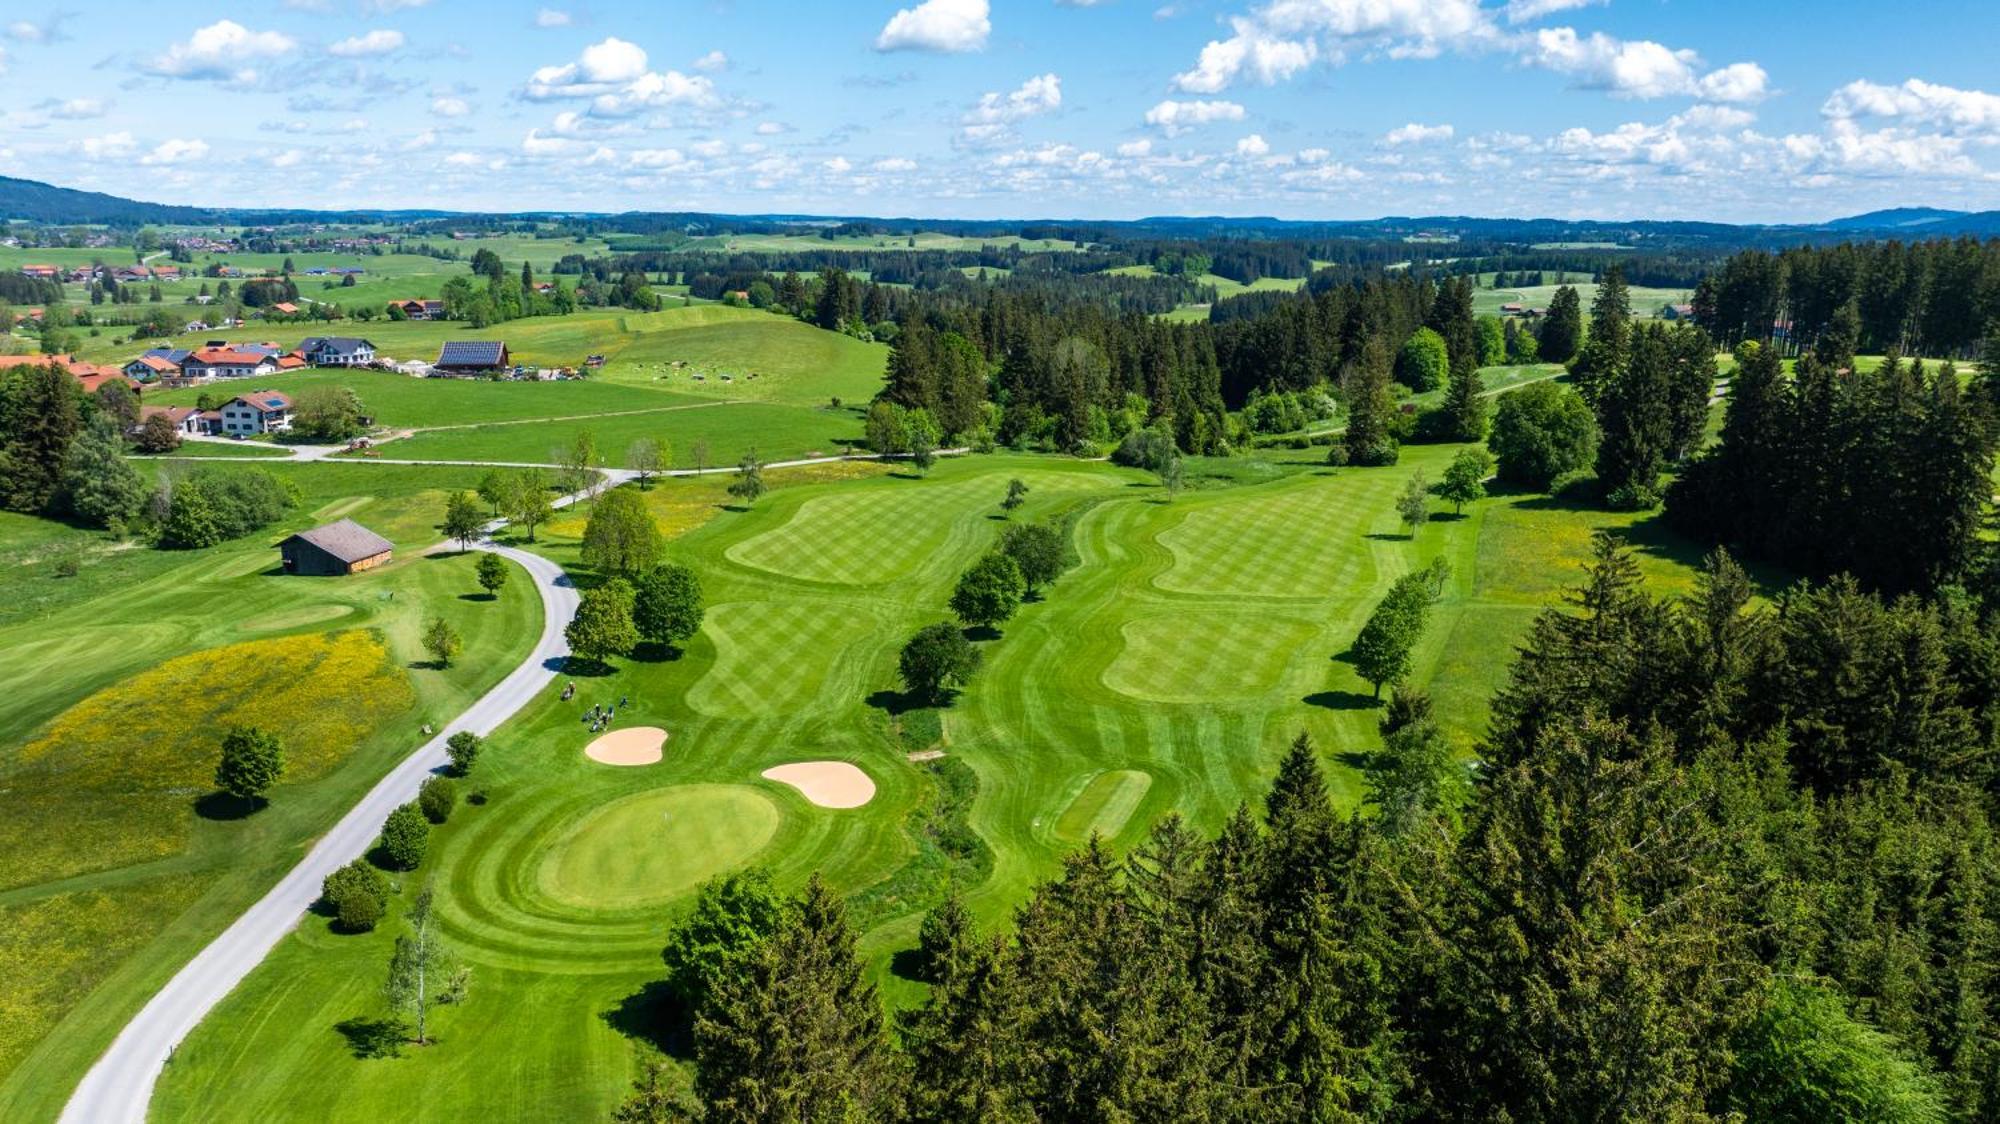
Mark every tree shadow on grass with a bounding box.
[1364,532,1413,542]
[562,655,618,678]
[889,947,932,984]
[407,659,448,672]
[630,640,684,664]
[867,688,949,716]
[1336,750,1378,772]
[962,624,1001,643]
[193,791,265,821]
[457,592,497,602]
[601,980,694,1061]
[1433,511,1471,522]
[1304,690,1380,712]
[334,1016,408,1060]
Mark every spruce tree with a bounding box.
[1441,351,1487,441]
[1341,333,1398,466]
[693,875,899,1122]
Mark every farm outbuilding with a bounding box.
[434,340,510,375]
[279,519,395,576]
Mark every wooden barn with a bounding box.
[279,519,394,576]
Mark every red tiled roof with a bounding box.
[189,348,275,366]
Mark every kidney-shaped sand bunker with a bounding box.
[760,761,875,808]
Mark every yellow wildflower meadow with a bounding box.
[2,630,414,891]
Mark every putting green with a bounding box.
[1155,483,1377,597]
[1053,770,1154,843]
[686,600,881,718]
[1100,614,1322,703]
[537,785,780,910]
[724,478,990,586]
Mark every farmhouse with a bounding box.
[279,519,394,576]
[124,353,183,381]
[218,391,293,435]
[182,347,281,381]
[299,336,377,366]
[136,404,205,436]
[390,299,445,320]
[434,340,510,376]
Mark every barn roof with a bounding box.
[436,340,507,367]
[286,519,394,564]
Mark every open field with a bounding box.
[0,465,541,1121]
[676,231,1083,253]
[153,437,1744,1121]
[123,307,886,465]
[1472,280,1693,317]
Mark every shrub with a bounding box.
[445,730,483,776]
[1395,327,1449,392]
[419,775,458,824]
[322,859,389,933]
[1110,426,1175,472]
[377,802,429,870]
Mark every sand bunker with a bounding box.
[760,761,876,808]
[585,726,668,766]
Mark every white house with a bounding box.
[180,347,280,381]
[299,336,377,367]
[219,391,294,435]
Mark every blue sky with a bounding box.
[2,0,1996,222]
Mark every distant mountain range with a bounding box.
[4,173,1997,243]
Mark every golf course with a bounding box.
[130,441,1719,1121]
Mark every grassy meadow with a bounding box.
[0,464,541,1122]
[151,437,1744,1122]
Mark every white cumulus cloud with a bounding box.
[875,0,990,53]
[140,137,210,165]
[1822,78,2000,135]
[329,29,404,57]
[960,73,1061,145]
[149,19,297,83]
[527,37,719,117]
[1235,133,1270,156]
[432,96,470,117]
[534,8,572,27]
[1525,28,1766,103]
[1145,98,1246,136]
[1386,122,1454,145]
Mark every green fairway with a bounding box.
[153,441,1742,1122]
[0,465,540,1121]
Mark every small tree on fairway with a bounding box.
[727,451,766,507]
[633,562,705,652]
[899,622,982,704]
[999,521,1067,594]
[580,487,663,576]
[445,730,482,775]
[214,726,284,804]
[475,552,508,598]
[323,859,389,932]
[378,802,429,870]
[627,437,666,489]
[1001,477,1029,512]
[1350,559,1450,698]
[566,580,638,669]
[910,428,937,474]
[1397,472,1431,536]
[1439,448,1493,514]
[1160,454,1185,500]
[384,885,458,1046]
[560,430,600,498]
[950,552,1025,630]
[419,775,458,824]
[422,617,461,668]
[442,490,484,551]
[690,438,710,477]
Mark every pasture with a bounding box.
[152,441,1734,1121]
[0,465,540,1122]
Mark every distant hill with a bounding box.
[0,176,220,225]
[4,172,1998,245]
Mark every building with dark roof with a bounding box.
[279,519,395,576]
[434,340,510,375]
[299,337,377,367]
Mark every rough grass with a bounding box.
[154,448,1749,1122]
[0,472,540,1120]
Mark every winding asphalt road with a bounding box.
[60,540,578,1124]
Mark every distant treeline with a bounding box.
[1695,237,2000,357]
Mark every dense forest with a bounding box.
[1694,238,2000,357]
